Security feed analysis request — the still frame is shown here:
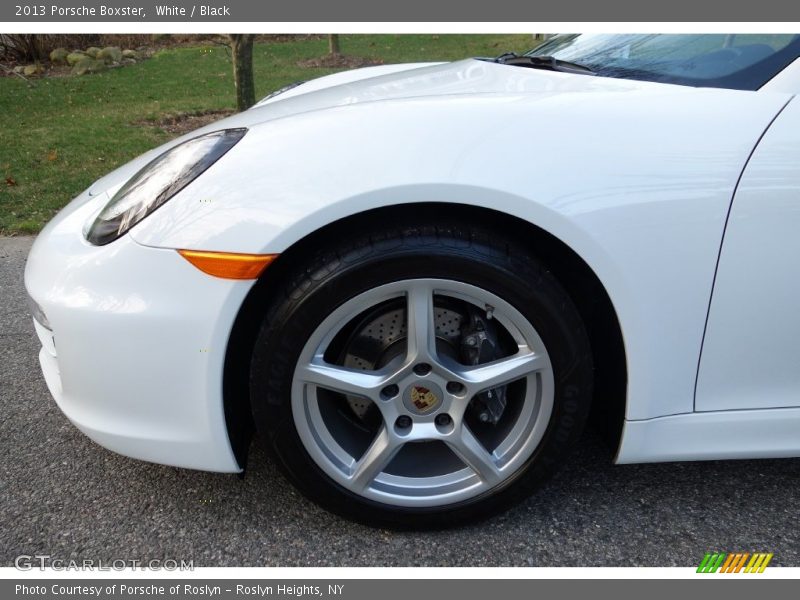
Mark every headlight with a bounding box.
[27,294,51,331]
[86,128,247,245]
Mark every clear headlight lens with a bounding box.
[27,294,51,331]
[86,128,247,245]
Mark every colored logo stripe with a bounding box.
[720,553,749,573]
[745,553,773,573]
[697,553,726,573]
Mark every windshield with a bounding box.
[526,34,800,90]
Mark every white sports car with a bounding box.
[25,34,800,527]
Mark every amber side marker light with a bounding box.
[178,250,278,280]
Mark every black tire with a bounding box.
[250,222,593,528]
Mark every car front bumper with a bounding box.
[24,188,251,473]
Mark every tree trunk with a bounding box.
[328,34,340,56]
[229,34,256,112]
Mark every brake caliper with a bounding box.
[460,305,507,425]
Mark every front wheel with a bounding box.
[250,224,593,528]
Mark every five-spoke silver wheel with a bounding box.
[291,279,555,508]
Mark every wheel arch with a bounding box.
[223,202,627,470]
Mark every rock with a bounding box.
[121,58,137,66]
[71,58,92,75]
[50,48,69,64]
[85,47,101,58]
[23,64,43,76]
[122,49,138,60]
[66,52,86,66]
[71,58,107,76]
[97,46,123,64]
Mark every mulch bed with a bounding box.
[296,54,384,69]
[133,109,236,136]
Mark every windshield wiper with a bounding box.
[491,52,595,75]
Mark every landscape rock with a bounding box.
[71,58,107,76]
[122,49,138,60]
[49,48,69,64]
[85,47,102,58]
[66,52,86,66]
[13,65,24,74]
[97,46,123,64]
[23,64,44,76]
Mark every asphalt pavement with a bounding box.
[1,235,798,567]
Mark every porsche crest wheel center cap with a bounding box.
[403,381,443,414]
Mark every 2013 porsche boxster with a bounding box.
[25,34,800,527]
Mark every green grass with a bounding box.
[0,34,536,234]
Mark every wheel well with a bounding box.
[223,203,627,470]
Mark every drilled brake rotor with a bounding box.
[342,303,466,419]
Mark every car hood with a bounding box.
[251,58,652,109]
[86,58,688,197]
[233,57,686,126]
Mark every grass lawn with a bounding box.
[0,34,537,235]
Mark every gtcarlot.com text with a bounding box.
[14,555,193,571]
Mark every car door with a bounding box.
[696,96,800,411]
